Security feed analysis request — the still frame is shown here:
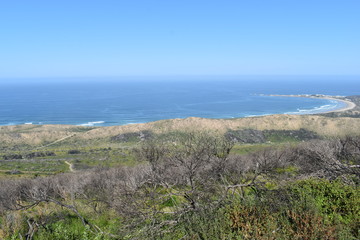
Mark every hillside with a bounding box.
[0,112,360,239]
[1,114,360,148]
[0,130,359,239]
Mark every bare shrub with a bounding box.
[1,135,358,238]
[290,138,360,179]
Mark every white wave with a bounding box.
[285,103,339,115]
[244,113,272,118]
[24,122,33,125]
[78,121,105,127]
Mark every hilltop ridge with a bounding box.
[1,114,360,149]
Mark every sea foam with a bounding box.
[78,121,105,127]
[285,103,341,115]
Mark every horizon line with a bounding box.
[1,74,360,80]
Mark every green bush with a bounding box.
[288,179,359,224]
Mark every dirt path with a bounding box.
[36,133,77,150]
[65,161,75,172]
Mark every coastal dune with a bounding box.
[80,114,360,139]
[1,114,360,146]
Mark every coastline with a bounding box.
[265,94,356,114]
[1,95,357,127]
[319,97,356,113]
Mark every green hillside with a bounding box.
[0,114,359,239]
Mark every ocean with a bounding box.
[0,76,358,126]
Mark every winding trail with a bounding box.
[65,161,75,172]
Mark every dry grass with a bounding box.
[1,114,360,146]
[80,115,360,139]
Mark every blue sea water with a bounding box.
[0,76,358,126]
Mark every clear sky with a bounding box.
[0,0,359,78]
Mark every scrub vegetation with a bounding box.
[0,130,359,239]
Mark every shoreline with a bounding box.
[265,94,356,114]
[319,97,356,113]
[1,95,357,127]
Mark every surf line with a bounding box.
[261,94,356,114]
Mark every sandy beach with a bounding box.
[265,94,357,114]
[319,97,356,113]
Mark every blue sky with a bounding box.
[0,0,359,78]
